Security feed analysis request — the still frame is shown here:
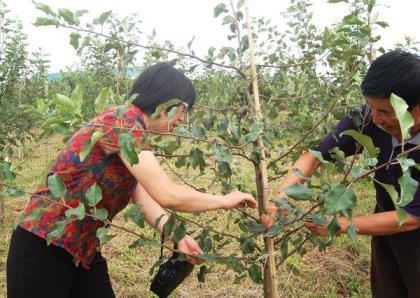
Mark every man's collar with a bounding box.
[376,124,420,147]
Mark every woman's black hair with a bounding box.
[361,50,420,109]
[130,63,196,115]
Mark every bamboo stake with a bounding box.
[245,1,278,297]
[0,177,4,223]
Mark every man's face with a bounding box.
[366,97,401,137]
[366,96,420,139]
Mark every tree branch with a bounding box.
[267,62,361,168]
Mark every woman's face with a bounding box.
[152,103,188,133]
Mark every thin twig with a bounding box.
[84,123,247,149]
[59,24,247,79]
[268,62,361,169]
[162,159,202,191]
[351,144,420,185]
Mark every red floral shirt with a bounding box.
[20,105,146,268]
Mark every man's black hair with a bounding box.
[130,63,196,115]
[361,50,420,109]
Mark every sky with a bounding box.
[4,0,420,72]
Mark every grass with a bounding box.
[0,135,375,297]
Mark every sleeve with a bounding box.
[94,106,145,155]
[403,192,420,218]
[403,168,420,218]
[313,115,362,161]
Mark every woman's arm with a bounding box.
[133,183,203,264]
[122,151,257,212]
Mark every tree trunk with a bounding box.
[246,2,278,297]
[0,177,4,223]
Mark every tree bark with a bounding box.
[246,2,278,297]
[0,177,4,223]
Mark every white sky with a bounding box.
[5,0,420,72]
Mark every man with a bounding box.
[262,50,420,297]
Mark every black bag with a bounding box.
[150,236,194,297]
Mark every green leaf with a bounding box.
[214,3,227,17]
[239,237,256,254]
[151,99,181,119]
[118,133,139,166]
[98,11,112,25]
[2,161,16,181]
[249,222,266,234]
[192,127,207,139]
[79,130,104,162]
[65,203,85,220]
[341,130,380,157]
[390,93,414,143]
[95,208,109,220]
[189,148,205,171]
[222,15,236,25]
[237,0,245,9]
[223,256,244,273]
[217,116,229,137]
[376,181,398,203]
[123,205,145,228]
[346,223,358,241]
[94,88,110,114]
[129,237,160,248]
[96,227,116,246]
[248,264,263,284]
[47,174,67,199]
[397,171,418,207]
[71,84,84,110]
[308,149,332,167]
[85,183,102,206]
[35,3,56,16]
[245,122,263,143]
[197,265,207,283]
[214,144,232,163]
[70,32,81,49]
[46,219,69,245]
[284,183,313,201]
[324,185,356,214]
[163,215,176,238]
[266,224,283,237]
[396,207,408,225]
[53,94,76,113]
[375,21,389,28]
[327,217,341,238]
[23,208,45,222]
[280,236,289,259]
[173,223,187,243]
[33,17,60,27]
[58,8,78,25]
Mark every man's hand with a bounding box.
[304,217,349,236]
[177,235,203,265]
[261,205,289,229]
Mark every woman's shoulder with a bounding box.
[90,105,146,129]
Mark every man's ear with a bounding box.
[411,104,420,118]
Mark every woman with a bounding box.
[7,63,256,298]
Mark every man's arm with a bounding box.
[306,211,420,236]
[262,151,320,227]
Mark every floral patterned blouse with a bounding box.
[20,105,146,268]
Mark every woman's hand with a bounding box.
[177,235,203,265]
[222,191,257,209]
